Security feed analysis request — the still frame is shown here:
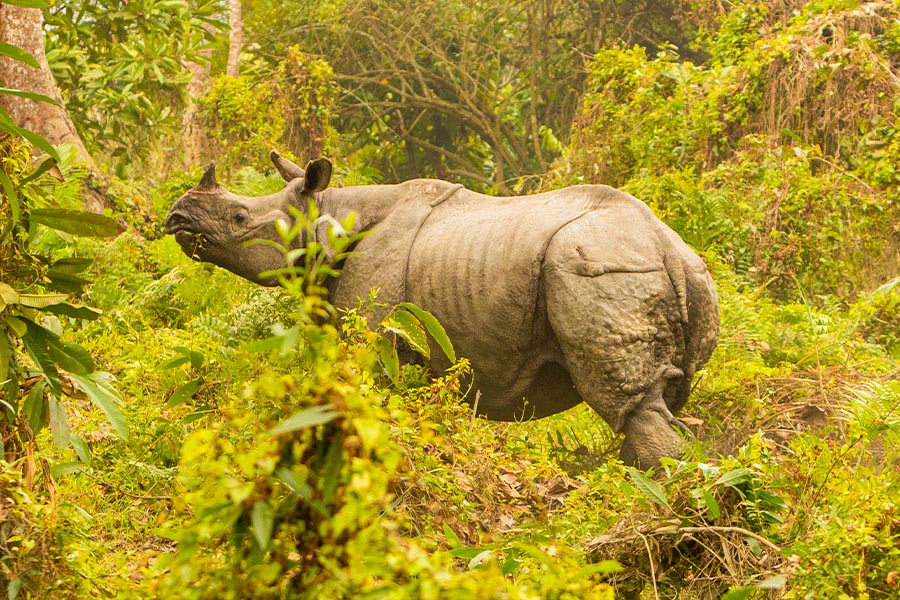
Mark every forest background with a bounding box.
[1,0,900,598]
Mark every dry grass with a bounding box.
[752,2,900,159]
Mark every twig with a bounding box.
[78,468,172,501]
[630,513,660,600]
[675,526,781,554]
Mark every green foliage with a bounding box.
[199,47,338,172]
[44,0,222,172]
[0,461,75,599]
[1,42,125,464]
[853,277,900,357]
[0,146,125,458]
[6,2,900,599]
[769,381,900,599]
[565,1,900,301]
[243,0,704,192]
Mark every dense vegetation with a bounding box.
[2,0,900,598]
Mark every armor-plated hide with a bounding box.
[165,153,720,469]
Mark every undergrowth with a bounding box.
[2,2,900,599]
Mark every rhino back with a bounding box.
[405,186,639,387]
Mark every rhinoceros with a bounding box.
[165,151,719,468]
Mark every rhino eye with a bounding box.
[233,212,247,225]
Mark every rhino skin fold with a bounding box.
[165,151,720,469]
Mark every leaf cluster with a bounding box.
[44,0,223,174]
[1,34,127,514]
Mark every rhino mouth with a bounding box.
[164,212,207,260]
[164,211,196,235]
[171,229,207,261]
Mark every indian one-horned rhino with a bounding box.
[165,152,720,469]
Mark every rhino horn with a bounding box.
[270,150,306,182]
[196,162,220,191]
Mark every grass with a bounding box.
[2,218,898,598]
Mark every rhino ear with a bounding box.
[270,150,305,182]
[197,162,219,190]
[302,158,332,194]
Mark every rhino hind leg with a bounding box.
[543,257,689,468]
[618,370,689,469]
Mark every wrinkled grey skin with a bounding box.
[166,151,720,469]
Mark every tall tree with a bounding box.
[227,0,242,77]
[244,0,702,193]
[0,3,94,168]
[183,17,214,168]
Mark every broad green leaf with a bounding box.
[46,272,91,294]
[756,575,786,589]
[271,405,340,435]
[42,303,101,321]
[0,333,10,382]
[626,467,670,507]
[3,316,27,337]
[182,410,211,424]
[48,257,93,274]
[187,350,204,370]
[22,379,47,433]
[274,467,311,501]
[68,373,129,440]
[384,310,429,359]
[0,88,58,106]
[167,379,201,407]
[0,282,19,307]
[251,500,275,551]
[0,41,38,68]
[443,523,463,548]
[0,119,59,162]
[0,168,19,235]
[49,395,71,449]
[720,586,754,600]
[702,489,720,520]
[20,320,62,398]
[500,556,523,575]
[320,432,344,503]
[449,545,489,560]
[714,468,750,488]
[157,355,190,370]
[399,302,456,363]
[373,335,399,385]
[7,577,21,600]
[50,461,86,479]
[20,156,60,185]
[30,208,120,238]
[70,434,92,464]
[1,0,50,7]
[46,335,94,375]
[17,292,68,308]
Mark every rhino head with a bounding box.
[164,152,333,285]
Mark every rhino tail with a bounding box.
[659,233,690,325]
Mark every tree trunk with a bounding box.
[182,57,211,168]
[0,4,94,167]
[182,11,215,169]
[226,0,242,78]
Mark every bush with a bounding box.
[0,461,75,599]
